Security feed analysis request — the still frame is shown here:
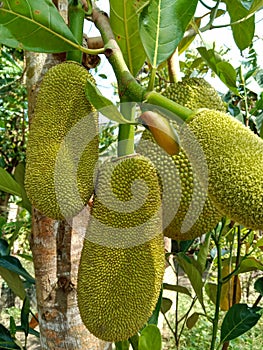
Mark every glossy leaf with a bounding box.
[0,0,79,52]
[0,256,35,284]
[0,167,22,196]
[176,252,204,307]
[110,0,146,76]
[85,80,132,124]
[197,46,239,94]
[138,324,162,350]
[139,0,198,68]
[223,0,255,51]
[254,277,263,296]
[186,312,200,329]
[163,283,192,297]
[220,303,262,342]
[0,266,26,299]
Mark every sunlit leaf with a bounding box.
[0,167,22,196]
[0,266,26,300]
[110,0,146,76]
[138,324,162,350]
[220,265,241,311]
[139,0,198,68]
[0,256,35,284]
[0,0,79,52]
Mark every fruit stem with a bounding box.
[92,8,194,123]
[118,98,135,157]
[67,1,85,63]
[168,48,181,83]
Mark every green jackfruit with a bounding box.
[163,77,226,112]
[77,154,165,342]
[25,61,98,219]
[185,109,263,230]
[137,130,221,241]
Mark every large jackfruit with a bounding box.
[77,154,165,342]
[137,130,221,241]
[185,109,263,230]
[25,61,98,219]
[162,77,226,112]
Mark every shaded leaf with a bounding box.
[0,167,22,197]
[0,324,21,349]
[163,283,192,297]
[197,47,238,94]
[0,0,78,52]
[254,277,263,296]
[0,256,35,284]
[186,312,200,329]
[220,303,262,342]
[138,324,162,350]
[139,0,198,68]
[205,283,217,305]
[110,0,146,76]
[178,17,201,55]
[0,266,26,300]
[21,296,30,337]
[223,0,255,51]
[115,340,130,350]
[176,252,204,307]
[0,238,10,256]
[161,297,172,314]
[85,80,132,124]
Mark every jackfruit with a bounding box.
[25,61,98,219]
[77,154,165,342]
[184,109,263,230]
[137,129,222,241]
[162,77,226,112]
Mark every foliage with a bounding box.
[0,0,263,349]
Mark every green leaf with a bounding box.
[254,277,263,296]
[0,266,26,300]
[176,252,204,308]
[0,238,10,256]
[205,283,217,305]
[9,316,16,337]
[186,312,200,329]
[163,283,192,297]
[195,233,211,274]
[85,80,133,124]
[223,0,255,51]
[197,46,239,94]
[0,167,22,196]
[238,257,263,273]
[115,340,130,350]
[161,297,173,314]
[148,288,163,325]
[0,0,79,53]
[110,0,146,76]
[0,324,21,349]
[0,256,35,284]
[220,303,262,343]
[139,0,198,68]
[249,0,263,13]
[21,296,30,337]
[138,324,162,350]
[14,163,32,212]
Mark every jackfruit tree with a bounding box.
[0,1,263,350]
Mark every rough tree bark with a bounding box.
[25,1,111,349]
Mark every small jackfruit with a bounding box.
[185,109,263,230]
[162,77,226,112]
[137,129,222,241]
[77,154,165,342]
[25,61,98,219]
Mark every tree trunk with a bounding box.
[25,2,111,348]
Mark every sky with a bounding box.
[84,1,263,100]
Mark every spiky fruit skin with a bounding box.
[77,154,165,342]
[137,130,221,241]
[25,61,98,219]
[163,77,226,112]
[186,109,263,229]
